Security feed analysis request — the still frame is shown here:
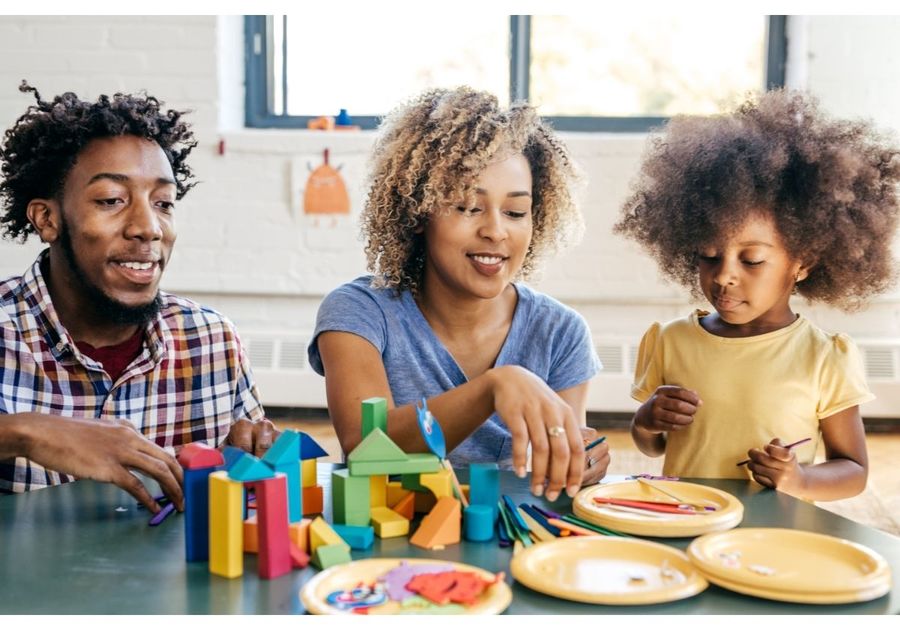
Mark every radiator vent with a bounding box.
[595,344,623,373]
[861,346,897,381]
[279,340,308,371]
[246,338,275,369]
[245,335,311,372]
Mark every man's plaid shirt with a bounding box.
[0,252,266,493]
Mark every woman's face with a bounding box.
[423,153,533,300]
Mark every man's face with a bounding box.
[52,135,178,324]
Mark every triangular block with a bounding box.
[221,446,246,471]
[228,453,276,482]
[299,432,329,460]
[347,428,407,464]
[289,541,310,568]
[312,543,352,570]
[391,491,415,521]
[308,516,350,555]
[409,497,461,550]
[262,430,300,466]
[177,442,225,469]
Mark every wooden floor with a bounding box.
[275,416,900,537]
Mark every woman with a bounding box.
[308,87,609,501]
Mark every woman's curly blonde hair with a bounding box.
[362,86,583,293]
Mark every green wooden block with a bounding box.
[312,543,352,569]
[347,428,406,464]
[331,469,371,526]
[348,453,441,476]
[361,397,388,439]
[401,473,428,492]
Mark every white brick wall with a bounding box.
[1,15,899,412]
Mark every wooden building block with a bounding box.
[409,497,461,550]
[301,459,317,488]
[302,485,324,516]
[209,471,244,578]
[299,432,328,460]
[414,491,437,514]
[332,524,375,550]
[183,465,220,562]
[370,474,387,507]
[289,518,312,553]
[256,474,292,580]
[308,516,350,555]
[347,428,406,463]
[468,463,499,518]
[348,453,441,476]
[228,453,275,482]
[418,468,453,499]
[386,481,411,506]
[289,541,310,568]
[361,397,387,439]
[391,491,415,521]
[243,515,258,553]
[262,430,302,522]
[177,442,224,470]
[463,505,494,542]
[370,506,410,538]
[331,468,370,526]
[312,543,352,570]
[401,474,427,492]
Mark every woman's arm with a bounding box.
[317,330,585,500]
[746,405,868,501]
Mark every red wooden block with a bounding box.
[177,442,225,470]
[289,541,310,568]
[256,474,292,580]
[302,485,324,516]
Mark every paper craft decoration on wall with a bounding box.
[303,148,350,226]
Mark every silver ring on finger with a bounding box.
[547,425,566,438]
[587,457,596,468]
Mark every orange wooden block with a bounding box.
[302,485,324,516]
[243,515,258,553]
[289,518,312,553]
[391,491,415,521]
[409,497,461,550]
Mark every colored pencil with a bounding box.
[583,436,607,451]
[736,437,812,466]
[593,497,702,515]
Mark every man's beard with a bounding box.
[58,218,163,327]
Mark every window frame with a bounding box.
[245,15,787,132]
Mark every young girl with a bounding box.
[615,90,900,501]
[308,87,609,501]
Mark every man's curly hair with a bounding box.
[0,81,197,241]
[615,89,900,311]
[362,86,583,293]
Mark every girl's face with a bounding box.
[697,211,809,334]
[422,153,533,301]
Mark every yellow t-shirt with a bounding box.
[631,310,874,479]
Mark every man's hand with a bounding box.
[17,414,183,513]
[224,418,280,458]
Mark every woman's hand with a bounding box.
[579,426,610,486]
[746,437,807,494]
[489,365,584,502]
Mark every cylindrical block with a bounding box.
[464,504,495,542]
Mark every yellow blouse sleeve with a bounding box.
[817,333,876,420]
[631,322,663,403]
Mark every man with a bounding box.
[0,83,275,513]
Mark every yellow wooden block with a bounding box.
[209,470,243,578]
[386,481,411,506]
[309,516,349,554]
[289,518,312,553]
[418,468,453,499]
[370,474,387,507]
[301,459,317,488]
[370,506,410,538]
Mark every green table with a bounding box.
[1,465,897,614]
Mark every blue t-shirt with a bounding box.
[308,276,602,469]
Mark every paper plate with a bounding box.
[510,536,708,605]
[300,558,512,615]
[687,528,892,601]
[572,480,743,537]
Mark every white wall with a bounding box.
[1,15,899,414]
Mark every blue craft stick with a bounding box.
[502,495,529,531]
[148,501,176,526]
[520,503,561,537]
[532,504,562,521]
[496,515,511,546]
[584,436,607,451]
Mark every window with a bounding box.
[245,15,785,131]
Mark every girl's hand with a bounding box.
[746,438,806,494]
[634,385,701,434]
[579,426,610,486]
[490,365,584,502]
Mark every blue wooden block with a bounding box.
[331,524,375,550]
[299,432,328,460]
[469,463,499,518]
[184,465,222,561]
[229,453,276,482]
[222,446,245,471]
[464,504,495,542]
